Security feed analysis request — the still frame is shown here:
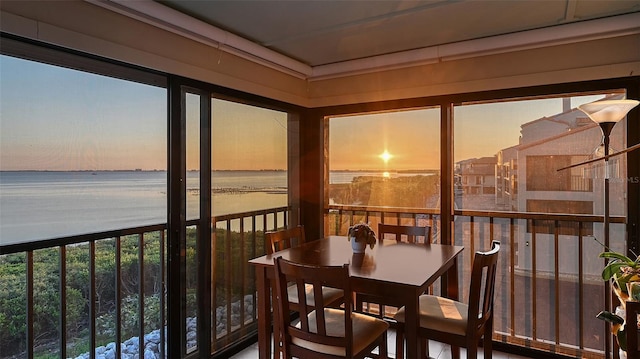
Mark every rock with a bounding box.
[76,298,257,359]
[145,330,161,344]
[144,348,156,359]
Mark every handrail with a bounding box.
[0,206,293,255]
[327,204,626,223]
[213,206,290,222]
[327,204,440,215]
[455,209,625,223]
[0,223,167,255]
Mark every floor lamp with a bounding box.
[576,99,639,358]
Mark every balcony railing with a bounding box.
[0,206,291,359]
[209,206,292,353]
[1,203,625,359]
[0,224,168,359]
[326,204,626,359]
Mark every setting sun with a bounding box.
[379,150,393,163]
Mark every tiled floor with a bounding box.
[230,329,534,358]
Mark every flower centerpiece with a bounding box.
[348,223,377,253]
[595,238,640,356]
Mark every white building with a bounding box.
[496,96,628,277]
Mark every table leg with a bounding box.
[446,257,459,300]
[271,280,281,358]
[404,293,423,359]
[255,266,272,359]
[444,257,460,359]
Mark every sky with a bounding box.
[0,54,291,171]
[329,108,440,170]
[0,55,167,171]
[0,54,612,171]
[329,95,607,171]
[209,98,288,171]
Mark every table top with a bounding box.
[249,236,464,289]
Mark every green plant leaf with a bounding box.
[596,310,625,325]
[603,262,631,281]
[617,325,627,351]
[600,251,635,264]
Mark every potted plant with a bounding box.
[347,223,377,253]
[599,248,640,306]
[595,239,640,357]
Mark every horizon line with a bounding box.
[0,168,442,172]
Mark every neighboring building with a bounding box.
[455,156,497,195]
[495,144,518,210]
[495,95,628,277]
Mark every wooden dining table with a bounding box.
[249,235,464,359]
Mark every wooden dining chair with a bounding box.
[265,226,344,357]
[265,226,344,309]
[355,223,432,356]
[273,256,389,359]
[377,223,432,244]
[627,301,640,359]
[394,240,500,359]
[265,225,306,255]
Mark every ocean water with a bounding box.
[0,170,423,246]
[0,171,290,246]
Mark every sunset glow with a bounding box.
[379,150,393,163]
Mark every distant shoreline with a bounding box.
[0,169,287,172]
[188,187,288,194]
[0,169,166,172]
[0,169,438,173]
[329,169,438,173]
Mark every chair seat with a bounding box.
[288,284,344,307]
[394,295,468,336]
[293,308,389,356]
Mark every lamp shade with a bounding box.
[578,99,639,124]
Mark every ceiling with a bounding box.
[157,0,640,64]
[93,0,640,79]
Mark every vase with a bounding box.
[350,237,366,253]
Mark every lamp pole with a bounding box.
[600,121,616,251]
[601,121,615,359]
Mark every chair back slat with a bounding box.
[467,240,500,334]
[266,225,305,254]
[378,223,432,244]
[294,277,311,332]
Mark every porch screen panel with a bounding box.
[325,107,441,244]
[184,92,200,354]
[453,91,628,358]
[210,98,288,350]
[0,52,167,358]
